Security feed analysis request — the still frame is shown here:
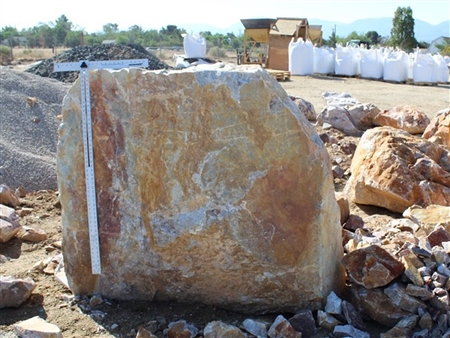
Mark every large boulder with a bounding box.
[346,126,450,213]
[57,64,344,313]
[373,105,430,134]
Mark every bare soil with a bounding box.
[0,51,449,337]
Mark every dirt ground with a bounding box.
[0,53,449,337]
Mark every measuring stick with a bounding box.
[54,59,149,274]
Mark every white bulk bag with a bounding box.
[383,51,409,82]
[360,49,383,79]
[335,46,359,76]
[183,34,206,58]
[289,38,314,76]
[432,54,449,83]
[413,52,437,83]
[313,46,335,74]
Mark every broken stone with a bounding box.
[342,300,366,331]
[289,95,317,121]
[343,214,364,232]
[342,245,404,288]
[423,107,450,148]
[15,226,47,242]
[317,106,363,136]
[0,276,36,308]
[384,282,426,314]
[404,205,450,231]
[351,284,411,327]
[267,315,301,338]
[324,291,342,315]
[402,255,425,287]
[242,318,269,337]
[58,65,344,313]
[0,184,19,208]
[165,320,198,338]
[418,311,434,331]
[374,105,430,134]
[346,127,450,213]
[333,324,370,338]
[428,226,450,248]
[136,327,158,338]
[14,316,62,338]
[405,284,433,301]
[335,191,350,225]
[288,309,316,337]
[0,204,21,242]
[317,310,342,331]
[204,321,246,338]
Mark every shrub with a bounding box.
[0,45,12,64]
[208,46,226,58]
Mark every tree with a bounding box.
[54,15,72,46]
[103,23,119,38]
[390,6,417,51]
[327,28,337,48]
[365,31,380,45]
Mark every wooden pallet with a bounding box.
[266,69,291,81]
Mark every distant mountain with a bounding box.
[181,18,449,43]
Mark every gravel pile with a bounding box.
[25,44,171,83]
[0,67,71,191]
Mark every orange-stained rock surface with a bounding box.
[346,126,450,213]
[57,64,344,313]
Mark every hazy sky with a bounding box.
[1,0,449,33]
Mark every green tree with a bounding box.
[327,28,337,48]
[54,15,72,46]
[365,31,380,45]
[0,26,20,47]
[37,24,55,48]
[390,6,417,51]
[103,23,119,38]
[64,30,83,47]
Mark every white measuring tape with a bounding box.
[54,59,149,274]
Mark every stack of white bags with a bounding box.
[288,38,449,84]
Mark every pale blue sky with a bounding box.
[1,0,449,33]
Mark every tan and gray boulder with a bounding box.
[374,105,430,134]
[57,65,344,313]
[423,107,450,147]
[346,126,450,213]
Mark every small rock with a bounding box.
[343,214,364,232]
[288,309,317,337]
[136,326,158,338]
[90,295,103,307]
[0,204,21,242]
[204,321,246,338]
[14,316,62,338]
[324,291,342,315]
[0,276,36,308]
[15,226,47,242]
[317,310,341,331]
[0,184,19,208]
[333,324,370,338]
[335,192,350,225]
[267,315,301,338]
[165,320,198,338]
[15,186,27,198]
[342,300,366,331]
[242,318,269,337]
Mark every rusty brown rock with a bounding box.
[374,105,430,134]
[346,126,450,213]
[58,65,344,313]
[342,244,404,288]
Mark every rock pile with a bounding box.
[25,44,171,83]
